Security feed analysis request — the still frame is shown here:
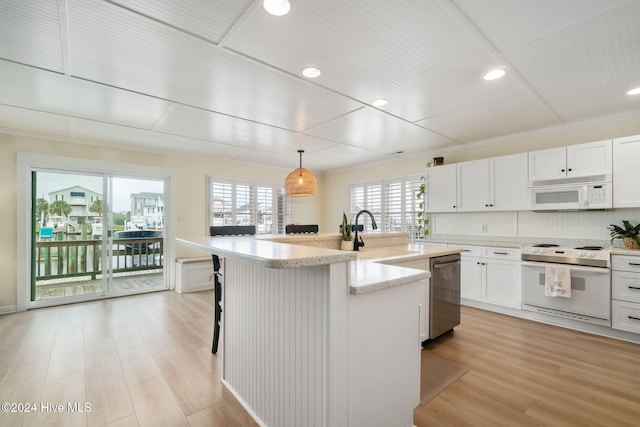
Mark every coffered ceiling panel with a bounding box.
[504,1,640,123]
[67,0,361,132]
[68,118,254,159]
[225,0,523,123]
[0,0,65,72]
[0,105,71,138]
[108,0,254,43]
[154,104,337,154]
[0,60,169,129]
[415,90,561,143]
[305,107,458,153]
[453,0,631,52]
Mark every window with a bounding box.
[208,177,290,234]
[349,174,422,236]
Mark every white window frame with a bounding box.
[349,174,422,235]
[207,176,290,235]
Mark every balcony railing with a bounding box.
[35,237,164,281]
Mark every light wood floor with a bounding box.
[0,289,256,427]
[2,291,639,427]
[415,306,640,427]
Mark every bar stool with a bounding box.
[209,225,256,354]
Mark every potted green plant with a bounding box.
[608,220,640,249]
[339,212,353,250]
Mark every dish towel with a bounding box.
[545,265,571,298]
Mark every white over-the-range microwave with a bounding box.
[529,174,612,210]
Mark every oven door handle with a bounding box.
[520,261,610,273]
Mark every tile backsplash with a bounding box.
[429,209,640,246]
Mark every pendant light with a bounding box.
[285,150,317,197]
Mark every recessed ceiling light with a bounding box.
[627,87,640,95]
[371,99,389,107]
[483,68,506,81]
[263,0,291,16]
[302,67,321,78]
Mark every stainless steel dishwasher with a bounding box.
[428,253,461,340]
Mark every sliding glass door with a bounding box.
[31,170,167,305]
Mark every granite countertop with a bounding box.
[176,236,356,268]
[348,260,430,295]
[611,247,640,256]
[176,235,463,295]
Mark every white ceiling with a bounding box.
[1,0,639,172]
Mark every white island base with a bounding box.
[223,259,422,427]
[177,235,428,427]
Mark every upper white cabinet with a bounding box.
[613,135,640,208]
[457,153,528,212]
[528,139,612,183]
[426,163,457,213]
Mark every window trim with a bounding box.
[349,174,422,235]
[206,176,290,235]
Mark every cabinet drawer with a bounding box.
[456,245,482,257]
[612,255,640,272]
[612,300,640,334]
[612,270,640,303]
[482,247,521,261]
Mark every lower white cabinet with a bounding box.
[612,254,640,333]
[382,258,430,342]
[460,245,521,309]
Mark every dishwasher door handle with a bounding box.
[432,260,461,269]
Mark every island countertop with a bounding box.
[176,236,356,269]
[176,234,465,295]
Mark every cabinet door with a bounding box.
[387,258,429,342]
[426,164,457,212]
[567,139,612,177]
[613,136,640,207]
[490,153,528,211]
[483,259,521,309]
[460,256,482,301]
[457,159,489,212]
[528,147,567,182]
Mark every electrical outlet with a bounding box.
[481,224,488,232]
[178,215,186,222]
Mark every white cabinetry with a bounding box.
[459,245,482,300]
[613,135,640,207]
[483,247,522,309]
[382,258,430,342]
[612,255,640,334]
[528,139,612,182]
[426,164,457,213]
[459,245,521,309]
[457,153,528,212]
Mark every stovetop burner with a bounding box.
[533,244,559,248]
[574,246,604,251]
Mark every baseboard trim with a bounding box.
[0,305,17,314]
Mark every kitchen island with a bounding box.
[176,233,460,427]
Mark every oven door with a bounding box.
[521,261,610,324]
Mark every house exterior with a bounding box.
[48,185,102,224]
[129,192,164,229]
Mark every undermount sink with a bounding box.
[355,247,418,259]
